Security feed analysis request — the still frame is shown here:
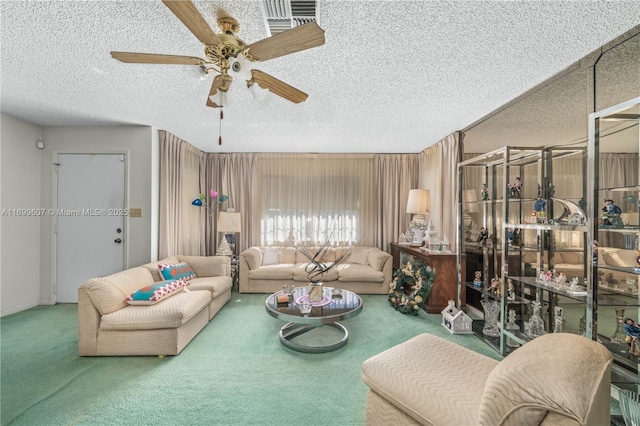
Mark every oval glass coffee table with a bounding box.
[265,286,363,353]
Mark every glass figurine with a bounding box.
[527,300,546,339]
[553,306,565,333]
[506,309,520,348]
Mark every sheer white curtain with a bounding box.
[419,133,460,251]
[256,154,375,246]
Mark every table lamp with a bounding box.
[406,189,430,245]
[217,210,241,256]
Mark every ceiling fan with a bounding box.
[110,0,325,109]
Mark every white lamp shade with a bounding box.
[218,211,241,233]
[406,189,430,214]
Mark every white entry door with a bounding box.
[56,154,126,303]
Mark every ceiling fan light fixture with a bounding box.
[248,80,269,101]
[209,89,229,108]
[228,54,254,81]
[184,65,209,81]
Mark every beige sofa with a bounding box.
[239,246,393,294]
[522,250,586,278]
[362,333,612,425]
[522,247,638,281]
[78,255,232,356]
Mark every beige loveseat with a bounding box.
[521,250,586,278]
[78,255,232,356]
[522,247,638,281]
[239,246,393,294]
[362,333,612,425]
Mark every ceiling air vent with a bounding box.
[261,0,318,36]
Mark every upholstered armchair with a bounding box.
[362,333,612,425]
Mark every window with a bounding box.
[260,175,360,245]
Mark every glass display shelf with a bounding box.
[600,335,640,374]
[598,227,640,234]
[502,329,531,347]
[509,276,588,303]
[465,282,530,304]
[597,265,640,275]
[598,283,639,297]
[469,320,518,355]
[595,294,640,307]
[588,97,640,390]
[506,223,589,232]
[599,186,640,192]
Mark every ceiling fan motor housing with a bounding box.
[217,16,240,35]
[204,34,253,68]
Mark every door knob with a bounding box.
[114,238,122,244]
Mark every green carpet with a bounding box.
[0,293,614,425]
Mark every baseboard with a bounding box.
[1,300,40,317]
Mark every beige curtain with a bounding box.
[374,154,419,250]
[600,153,638,204]
[206,153,257,255]
[598,153,638,247]
[419,133,460,251]
[158,131,207,258]
[159,135,468,256]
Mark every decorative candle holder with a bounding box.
[611,307,627,344]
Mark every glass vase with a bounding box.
[481,300,500,337]
[527,300,546,339]
[611,307,627,344]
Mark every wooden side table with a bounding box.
[389,243,465,313]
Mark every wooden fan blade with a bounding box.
[251,70,308,103]
[207,75,223,108]
[247,22,325,62]
[110,51,204,65]
[206,74,233,108]
[162,0,220,45]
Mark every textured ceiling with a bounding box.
[2,1,639,153]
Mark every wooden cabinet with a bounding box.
[389,243,464,313]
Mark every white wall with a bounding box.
[38,126,157,306]
[150,129,159,262]
[1,114,43,315]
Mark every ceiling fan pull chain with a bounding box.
[218,108,223,145]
